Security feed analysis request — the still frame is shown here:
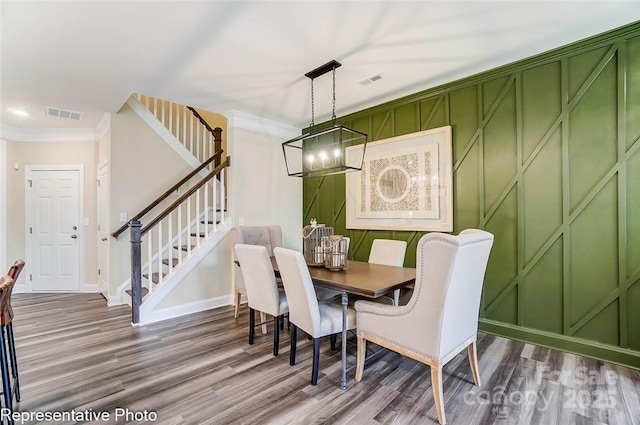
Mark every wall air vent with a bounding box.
[358,74,382,85]
[46,106,83,120]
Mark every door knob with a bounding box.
[71,235,78,239]
[101,237,107,241]
[73,226,77,230]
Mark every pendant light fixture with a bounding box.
[282,60,368,178]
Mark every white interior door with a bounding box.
[97,162,110,300]
[29,169,81,291]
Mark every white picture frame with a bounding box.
[345,126,453,231]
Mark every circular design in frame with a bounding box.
[376,165,411,203]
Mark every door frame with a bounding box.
[97,160,110,301]
[25,165,84,292]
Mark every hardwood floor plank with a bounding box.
[8,294,640,425]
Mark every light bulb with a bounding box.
[307,154,315,164]
[319,151,328,161]
[333,148,341,158]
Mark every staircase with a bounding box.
[112,95,231,325]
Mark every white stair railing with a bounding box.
[130,157,229,324]
[134,93,216,164]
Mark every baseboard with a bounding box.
[479,319,640,370]
[13,283,99,294]
[142,294,234,325]
[81,283,98,293]
[13,283,27,294]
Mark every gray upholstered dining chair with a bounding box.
[234,244,289,356]
[368,239,407,305]
[274,247,357,386]
[230,225,282,321]
[354,229,494,425]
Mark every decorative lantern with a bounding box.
[302,221,333,266]
[323,235,348,271]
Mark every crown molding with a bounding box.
[225,110,300,140]
[0,114,110,143]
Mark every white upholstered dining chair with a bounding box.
[354,229,494,425]
[234,244,289,356]
[230,225,282,321]
[368,239,407,305]
[274,247,357,386]
[368,239,407,267]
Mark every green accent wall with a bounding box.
[303,22,640,368]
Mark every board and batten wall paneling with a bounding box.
[303,22,640,368]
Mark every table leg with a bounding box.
[393,289,400,305]
[341,291,348,390]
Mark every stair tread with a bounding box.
[162,258,180,267]
[190,232,209,238]
[174,245,196,252]
[142,272,166,284]
[125,287,149,297]
[200,220,221,224]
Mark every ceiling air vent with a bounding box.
[358,74,382,85]
[46,106,83,121]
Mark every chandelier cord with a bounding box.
[310,78,315,133]
[332,67,337,125]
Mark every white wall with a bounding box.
[5,139,97,290]
[0,139,6,273]
[226,111,303,251]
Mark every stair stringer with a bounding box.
[138,219,233,325]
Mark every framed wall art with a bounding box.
[345,126,453,231]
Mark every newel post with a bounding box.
[213,127,223,167]
[130,220,142,325]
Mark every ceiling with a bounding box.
[2,1,639,134]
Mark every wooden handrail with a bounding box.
[111,149,224,239]
[141,156,230,236]
[187,107,222,141]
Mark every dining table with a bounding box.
[271,258,416,389]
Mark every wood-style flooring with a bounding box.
[9,293,640,424]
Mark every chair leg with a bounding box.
[431,365,446,425]
[467,340,481,386]
[330,333,337,351]
[311,338,321,386]
[260,312,268,335]
[234,291,241,319]
[249,308,255,345]
[7,323,19,402]
[0,326,13,421]
[289,325,297,366]
[273,316,280,356]
[279,315,284,331]
[355,334,366,382]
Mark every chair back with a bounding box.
[368,239,407,267]
[0,276,14,325]
[406,229,493,359]
[273,247,321,336]
[4,259,25,324]
[231,226,282,291]
[234,244,282,317]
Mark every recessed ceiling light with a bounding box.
[10,109,29,117]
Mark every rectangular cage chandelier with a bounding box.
[282,60,368,178]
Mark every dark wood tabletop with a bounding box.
[271,257,416,299]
